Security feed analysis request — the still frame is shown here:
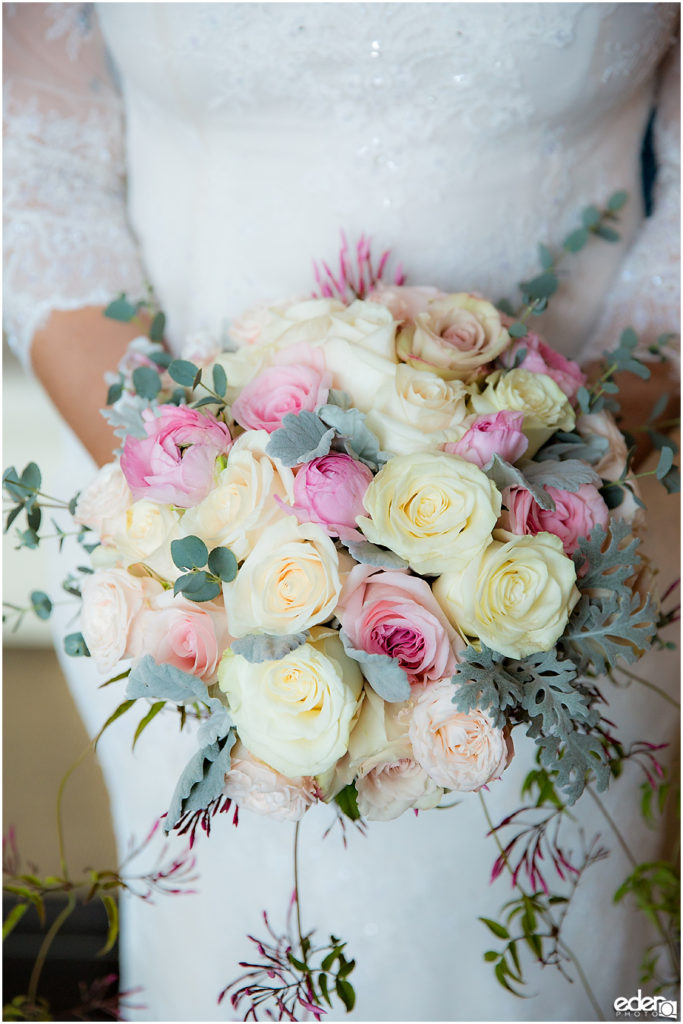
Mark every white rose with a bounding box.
[180,431,295,560]
[218,627,363,776]
[317,300,399,411]
[73,463,132,543]
[365,365,471,454]
[80,568,156,672]
[356,759,443,821]
[576,411,628,481]
[409,679,512,791]
[111,499,181,580]
[223,742,319,821]
[471,368,575,457]
[222,518,341,637]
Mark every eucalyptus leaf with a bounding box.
[132,366,162,400]
[231,632,309,662]
[171,535,208,570]
[662,465,681,494]
[207,546,238,581]
[64,632,90,657]
[344,540,409,569]
[106,380,124,406]
[607,190,628,211]
[20,462,41,494]
[266,411,336,466]
[168,359,201,388]
[104,295,137,322]
[563,228,589,253]
[537,244,554,270]
[30,591,52,621]
[212,363,227,397]
[521,271,558,302]
[148,311,166,342]
[339,630,411,702]
[508,322,528,339]
[656,446,674,480]
[594,225,620,243]
[165,732,236,830]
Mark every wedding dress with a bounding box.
[4,4,680,1022]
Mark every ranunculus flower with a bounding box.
[396,294,511,380]
[285,453,373,542]
[356,759,443,821]
[180,430,295,560]
[336,564,463,686]
[409,679,512,791]
[120,406,232,508]
[128,589,230,681]
[80,569,156,673]
[230,345,331,433]
[222,518,341,637]
[433,529,579,659]
[364,365,471,455]
[73,462,132,543]
[357,452,501,575]
[367,284,447,322]
[500,483,609,556]
[470,368,575,457]
[218,627,363,777]
[444,411,528,468]
[501,332,586,402]
[223,742,319,821]
[111,499,181,580]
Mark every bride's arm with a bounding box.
[3,3,147,466]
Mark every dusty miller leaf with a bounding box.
[265,411,335,466]
[519,650,596,734]
[339,629,411,702]
[484,454,555,510]
[164,732,236,830]
[100,393,153,441]
[572,521,642,598]
[230,632,309,662]
[344,540,408,569]
[533,728,609,805]
[318,404,389,470]
[451,646,526,728]
[522,459,602,494]
[560,592,657,675]
[536,431,609,466]
[126,655,229,723]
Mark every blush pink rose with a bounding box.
[368,284,447,322]
[121,406,232,508]
[128,589,230,681]
[336,564,464,686]
[501,332,586,402]
[500,482,609,556]
[283,453,373,542]
[444,411,528,468]
[223,743,319,821]
[80,569,158,673]
[230,345,332,433]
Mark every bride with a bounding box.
[4,4,680,1021]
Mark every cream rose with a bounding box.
[576,410,628,481]
[80,568,156,672]
[222,518,341,637]
[365,365,472,455]
[356,760,443,821]
[73,462,132,543]
[180,431,295,560]
[470,368,575,457]
[112,499,181,580]
[357,452,501,575]
[433,529,579,659]
[218,627,363,776]
[409,679,511,791]
[396,293,511,380]
[223,742,319,821]
[319,300,399,411]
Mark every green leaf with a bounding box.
[207,546,238,581]
[30,591,52,621]
[319,973,332,1007]
[581,205,600,228]
[94,699,137,745]
[563,227,589,253]
[594,225,620,242]
[149,349,172,369]
[98,894,119,955]
[266,410,336,467]
[662,465,681,494]
[106,380,124,406]
[508,322,528,339]
[231,632,309,663]
[171,535,208,570]
[521,271,558,301]
[607,190,628,211]
[104,295,137,322]
[132,366,162,400]
[132,701,166,749]
[20,462,41,494]
[212,363,227,397]
[168,359,201,388]
[480,917,510,940]
[148,311,166,342]
[4,505,23,533]
[3,466,26,503]
[64,632,90,657]
[537,244,554,270]
[3,902,28,940]
[339,629,411,702]
[656,446,674,480]
[483,950,499,963]
[335,978,356,1012]
[334,783,361,822]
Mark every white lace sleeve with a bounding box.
[580,40,680,369]
[3,2,147,367]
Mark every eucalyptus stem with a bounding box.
[26,892,77,1007]
[609,666,680,709]
[478,791,605,1021]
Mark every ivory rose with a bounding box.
[356,760,443,821]
[179,430,295,560]
[433,529,579,659]
[218,627,363,777]
[357,452,501,575]
[222,518,341,637]
[444,411,528,468]
[470,368,575,456]
[80,569,155,672]
[396,293,511,380]
[365,365,471,455]
[230,345,332,433]
[409,679,512,791]
[73,462,132,543]
[501,332,587,401]
[223,742,319,821]
[120,406,232,508]
[112,499,181,580]
[128,589,230,681]
[336,564,463,686]
[500,483,609,556]
[316,300,399,411]
[287,453,373,541]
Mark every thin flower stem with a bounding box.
[293,820,305,961]
[56,743,95,879]
[609,666,680,709]
[478,791,605,1021]
[27,892,76,1006]
[4,482,72,507]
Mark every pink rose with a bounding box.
[120,406,232,508]
[444,411,528,468]
[336,564,463,686]
[282,453,373,542]
[128,589,230,681]
[230,345,332,433]
[355,758,442,820]
[409,679,513,791]
[223,742,319,821]
[501,332,586,402]
[500,482,609,556]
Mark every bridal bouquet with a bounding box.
[4,217,679,1020]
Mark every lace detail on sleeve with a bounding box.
[579,40,680,371]
[3,3,146,367]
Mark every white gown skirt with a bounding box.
[49,429,679,1023]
